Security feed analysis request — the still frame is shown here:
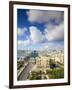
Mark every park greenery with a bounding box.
[28,71,42,80]
[28,67,64,80]
[28,70,47,80]
[46,68,64,79]
[17,61,24,70]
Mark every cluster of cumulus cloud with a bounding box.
[18,10,64,48]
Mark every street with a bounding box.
[18,62,33,80]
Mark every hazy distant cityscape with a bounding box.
[17,49,64,80]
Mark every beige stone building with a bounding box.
[36,55,50,69]
[35,52,64,69]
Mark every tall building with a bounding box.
[35,52,64,70]
[36,55,50,69]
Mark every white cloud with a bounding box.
[44,23,55,30]
[17,27,27,36]
[44,22,64,41]
[18,39,30,47]
[29,26,45,43]
[40,42,64,51]
[27,10,63,23]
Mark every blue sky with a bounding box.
[17,9,64,50]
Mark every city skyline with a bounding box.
[17,9,64,50]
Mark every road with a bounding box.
[18,62,33,80]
